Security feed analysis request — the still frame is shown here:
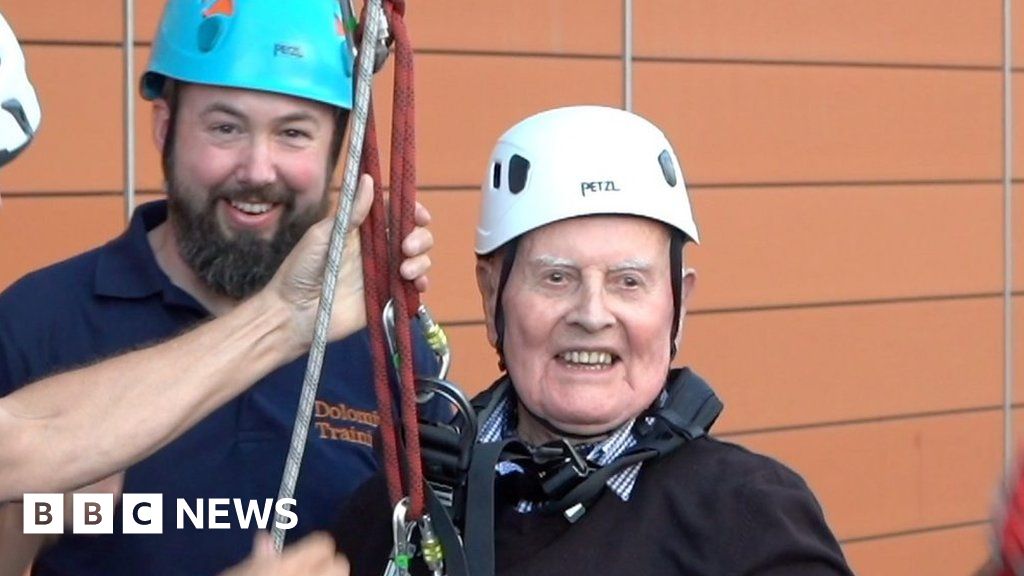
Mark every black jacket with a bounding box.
[334,433,852,575]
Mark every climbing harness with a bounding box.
[417,368,723,576]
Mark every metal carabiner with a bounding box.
[383,299,451,380]
[383,498,416,576]
[418,514,445,576]
[341,0,391,75]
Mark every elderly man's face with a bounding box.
[480,215,693,439]
[152,83,336,298]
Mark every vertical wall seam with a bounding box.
[1004,0,1014,482]
[124,0,136,223]
[623,0,633,111]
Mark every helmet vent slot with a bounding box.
[1,99,32,136]
[492,161,502,190]
[508,154,530,194]
[196,17,225,53]
[658,150,677,187]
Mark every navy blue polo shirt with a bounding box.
[0,201,439,575]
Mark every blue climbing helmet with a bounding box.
[141,0,354,110]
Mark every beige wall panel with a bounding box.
[375,54,622,187]
[418,191,481,323]
[0,196,126,290]
[635,1,1000,66]
[136,0,164,41]
[2,1,123,42]
[682,298,1003,433]
[1012,407,1024,449]
[133,0,623,54]
[132,0,626,55]
[0,46,124,194]
[635,63,1000,184]
[842,524,990,576]
[730,410,1001,540]
[1014,74,1024,179]
[443,323,500,397]
[407,0,620,55]
[1017,297,1024,405]
[1017,187,1023,292]
[690,184,1002,310]
[1016,0,1024,66]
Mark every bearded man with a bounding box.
[0,1,437,575]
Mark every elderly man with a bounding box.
[334,106,853,575]
[0,1,437,575]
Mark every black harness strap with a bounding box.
[463,438,518,576]
[542,367,722,516]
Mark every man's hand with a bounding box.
[218,532,349,576]
[267,174,434,354]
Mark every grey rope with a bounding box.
[271,0,386,550]
[123,0,135,222]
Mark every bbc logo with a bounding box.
[23,493,162,535]
[23,494,298,534]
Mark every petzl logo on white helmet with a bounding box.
[580,180,621,196]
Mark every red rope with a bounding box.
[357,0,426,521]
[999,450,1024,575]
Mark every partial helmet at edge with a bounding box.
[0,11,42,169]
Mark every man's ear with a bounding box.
[681,268,697,305]
[475,255,501,348]
[151,99,171,154]
[673,268,697,350]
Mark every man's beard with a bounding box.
[166,173,330,300]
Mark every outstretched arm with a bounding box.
[0,175,433,502]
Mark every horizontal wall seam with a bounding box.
[1,178,1006,198]
[634,55,1001,73]
[694,292,1005,316]
[16,40,1021,74]
[691,178,1004,190]
[421,292,1018,327]
[838,519,988,546]
[722,405,1004,438]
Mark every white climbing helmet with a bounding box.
[0,12,41,169]
[475,105,699,255]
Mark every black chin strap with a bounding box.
[669,231,684,359]
[491,238,519,371]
